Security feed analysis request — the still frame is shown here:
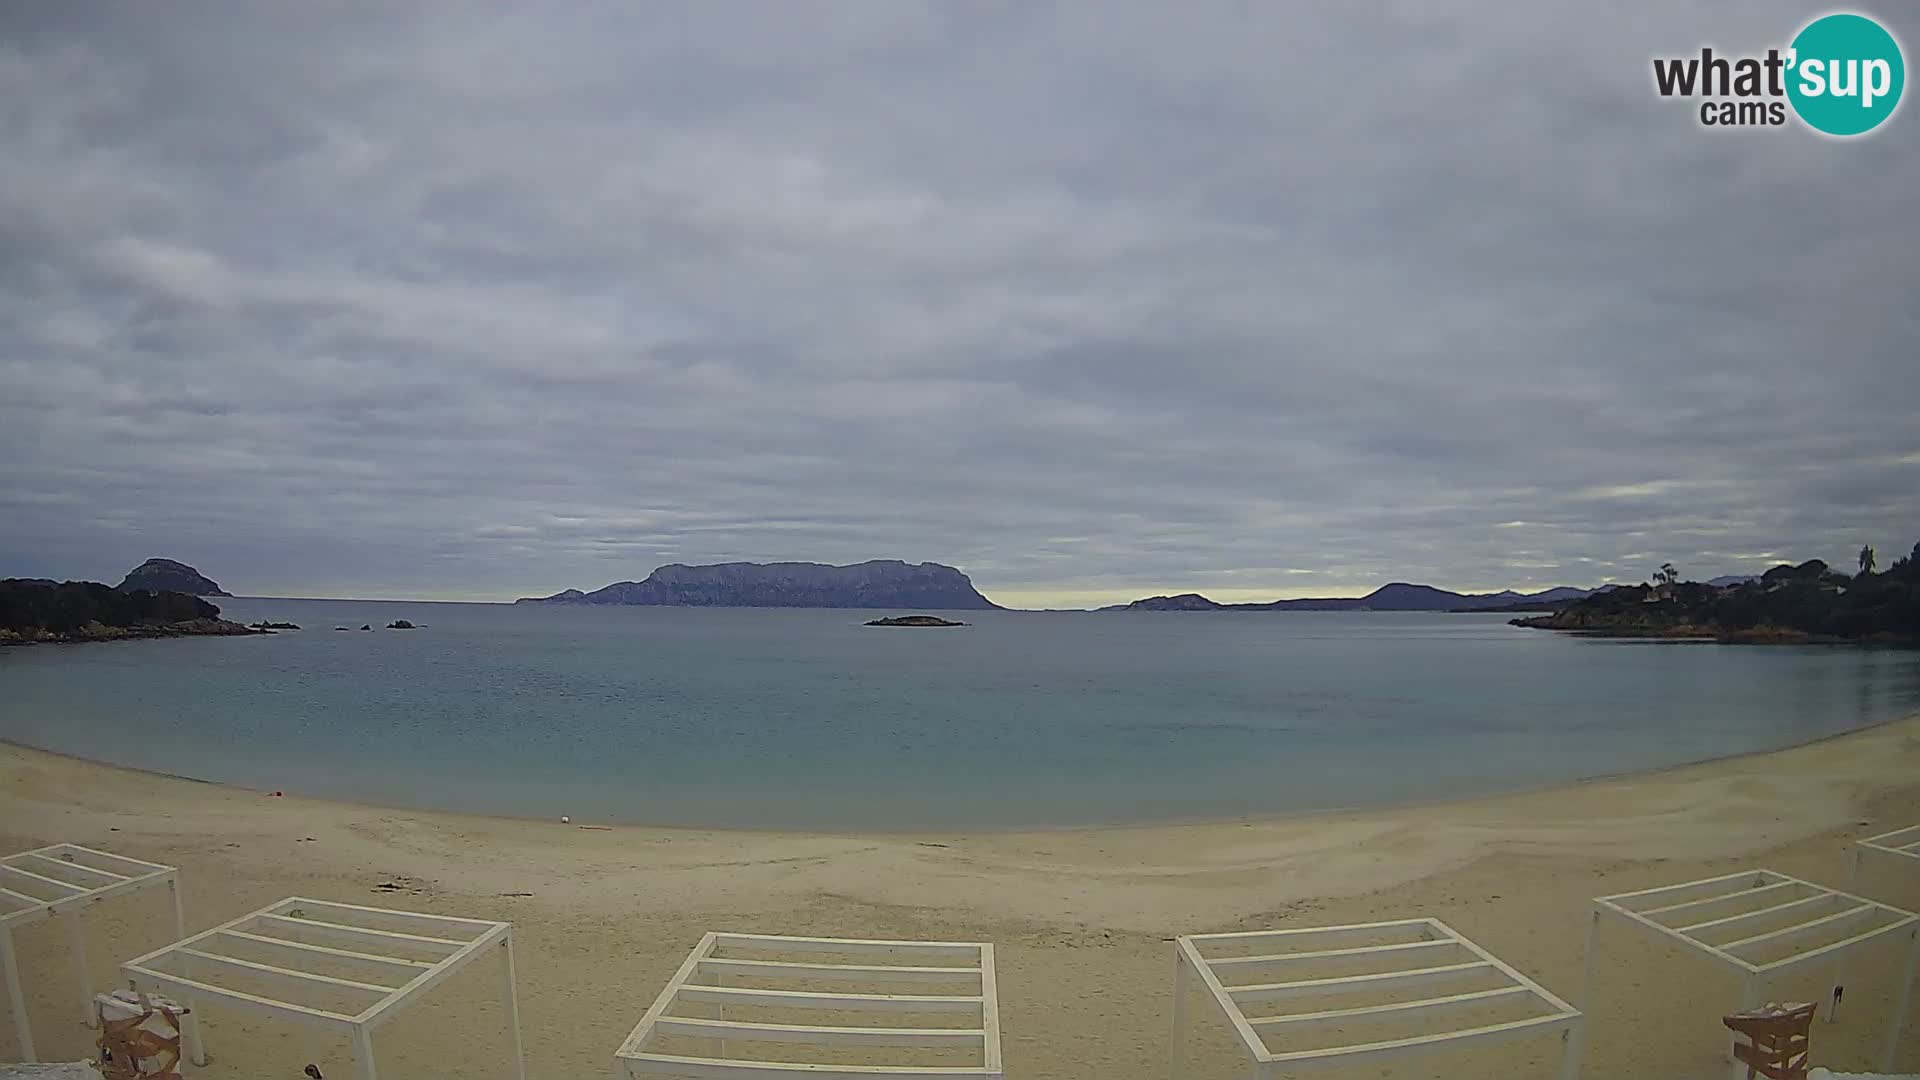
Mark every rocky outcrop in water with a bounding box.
[517,560,999,610]
[117,558,231,596]
[865,615,968,627]
[0,579,260,644]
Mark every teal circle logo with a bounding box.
[1786,13,1905,136]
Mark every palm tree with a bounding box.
[1859,545,1876,575]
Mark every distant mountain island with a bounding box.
[1102,582,1595,613]
[117,557,230,596]
[517,560,1000,610]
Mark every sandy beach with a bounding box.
[3,716,1918,1079]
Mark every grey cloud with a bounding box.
[2,2,1917,605]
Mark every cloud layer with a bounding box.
[3,3,1916,606]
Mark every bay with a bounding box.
[3,599,1916,829]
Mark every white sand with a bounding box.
[3,714,1918,1078]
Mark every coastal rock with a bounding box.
[116,557,231,596]
[0,579,260,644]
[865,615,968,627]
[249,621,300,630]
[518,560,999,610]
[387,619,417,629]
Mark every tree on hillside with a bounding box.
[1859,545,1876,575]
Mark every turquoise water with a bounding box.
[3,600,1918,829]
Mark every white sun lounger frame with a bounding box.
[1170,917,1583,1079]
[122,896,524,1080]
[0,843,186,1063]
[1586,869,1920,1074]
[1852,824,1920,888]
[615,932,1003,1079]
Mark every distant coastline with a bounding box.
[1099,582,1598,613]
[16,545,1916,624]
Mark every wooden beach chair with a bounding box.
[95,989,189,1080]
[1723,1001,1815,1080]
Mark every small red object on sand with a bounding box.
[272,791,284,797]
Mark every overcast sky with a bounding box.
[2,4,1916,608]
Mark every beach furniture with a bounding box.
[614,932,1003,1078]
[94,987,190,1080]
[1723,1001,1816,1079]
[0,844,185,1063]
[120,897,523,1080]
[1169,917,1583,1080]
[1587,870,1920,1076]
[1852,826,1920,891]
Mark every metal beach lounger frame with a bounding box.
[121,896,524,1080]
[616,932,1003,1079]
[1170,917,1582,1079]
[1852,824,1920,890]
[0,843,185,1063]
[1587,868,1919,1076]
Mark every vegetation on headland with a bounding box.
[1513,541,1920,644]
[0,579,263,645]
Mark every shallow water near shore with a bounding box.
[3,601,1918,829]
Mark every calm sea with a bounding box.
[3,600,1917,829]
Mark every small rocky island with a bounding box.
[865,615,968,627]
[117,557,231,596]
